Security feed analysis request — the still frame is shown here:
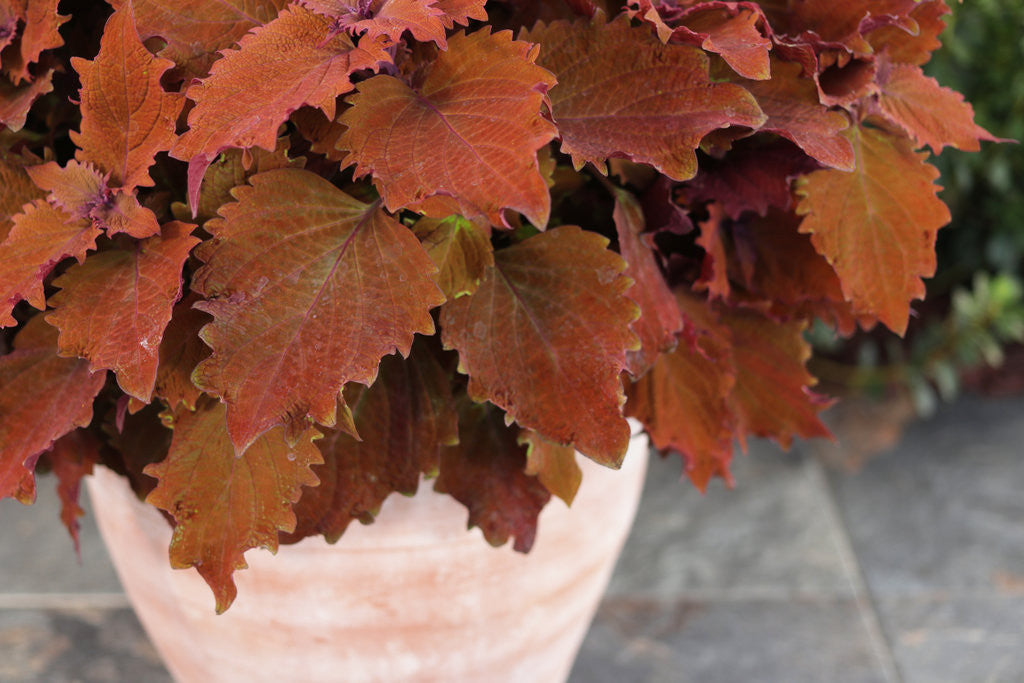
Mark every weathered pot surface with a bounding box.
[87,429,650,683]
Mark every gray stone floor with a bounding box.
[1,394,1022,682]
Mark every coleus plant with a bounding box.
[0,0,997,612]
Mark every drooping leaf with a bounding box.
[26,160,161,238]
[521,13,765,181]
[287,342,458,543]
[440,226,638,466]
[191,168,444,454]
[0,0,66,84]
[795,125,951,334]
[0,67,53,131]
[738,59,855,171]
[339,29,556,228]
[70,3,184,192]
[145,399,322,613]
[875,62,999,154]
[41,429,100,554]
[101,403,170,499]
[759,0,917,56]
[148,293,212,412]
[719,306,833,449]
[626,316,735,492]
[520,429,581,506]
[695,202,731,299]
[171,4,386,212]
[109,0,290,80]
[46,222,198,402]
[613,188,683,377]
[0,200,101,326]
[434,401,550,552]
[0,318,106,504]
[413,214,494,299]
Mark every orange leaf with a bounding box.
[739,59,855,171]
[191,168,444,454]
[46,222,199,402]
[0,318,106,504]
[148,293,212,412]
[299,0,450,47]
[110,0,289,79]
[719,307,833,449]
[0,151,45,242]
[626,322,735,492]
[172,4,386,212]
[434,0,486,27]
[795,125,951,334]
[440,226,638,467]
[0,200,101,326]
[340,29,556,228]
[435,401,551,552]
[0,0,66,84]
[521,429,582,506]
[145,399,322,613]
[0,67,53,131]
[70,3,183,192]
[866,0,949,66]
[26,160,161,238]
[613,189,683,377]
[679,4,770,80]
[876,62,999,153]
[413,214,494,300]
[521,13,765,181]
[287,343,457,543]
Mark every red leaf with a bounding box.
[760,0,917,56]
[145,399,322,613]
[695,202,731,299]
[46,222,198,402]
[339,29,556,228]
[171,4,386,212]
[521,13,765,181]
[41,430,100,554]
[875,62,1000,153]
[0,200,101,326]
[795,125,951,334]
[435,401,551,552]
[0,318,106,504]
[613,188,683,377]
[191,168,444,454]
[440,226,638,466]
[287,342,457,543]
[0,67,53,131]
[70,3,183,192]
[26,160,161,238]
[413,214,494,300]
[520,429,582,506]
[110,0,290,79]
[739,59,855,171]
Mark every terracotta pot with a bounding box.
[86,429,649,682]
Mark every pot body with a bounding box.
[86,432,649,683]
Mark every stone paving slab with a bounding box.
[571,597,888,683]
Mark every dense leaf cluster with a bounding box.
[0,0,994,611]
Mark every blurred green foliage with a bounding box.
[814,2,1024,411]
[927,0,1024,283]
